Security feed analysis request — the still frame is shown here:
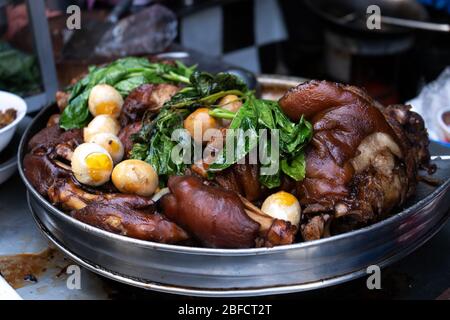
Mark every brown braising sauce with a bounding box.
[0,248,56,289]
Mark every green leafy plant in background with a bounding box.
[0,42,40,96]
[59,57,196,130]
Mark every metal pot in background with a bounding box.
[306,0,429,35]
[305,0,430,104]
[322,29,415,104]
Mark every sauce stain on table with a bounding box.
[0,248,58,289]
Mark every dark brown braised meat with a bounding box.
[279,80,433,240]
[161,175,297,248]
[118,83,179,157]
[214,164,263,202]
[27,125,83,153]
[119,83,179,127]
[48,178,188,243]
[383,104,435,176]
[73,204,188,243]
[213,164,297,203]
[55,91,69,112]
[24,125,83,195]
[161,175,260,248]
[46,114,61,127]
[118,121,142,158]
[0,108,17,129]
[23,124,189,244]
[48,178,152,211]
[23,152,70,196]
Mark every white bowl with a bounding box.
[0,91,27,153]
[437,109,450,143]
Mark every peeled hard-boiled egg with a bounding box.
[88,84,123,118]
[83,115,120,142]
[112,159,159,197]
[71,143,113,186]
[218,94,243,126]
[261,191,301,227]
[88,133,124,163]
[183,108,219,144]
[218,94,242,112]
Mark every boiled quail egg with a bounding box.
[88,133,124,163]
[71,143,113,186]
[218,94,242,112]
[83,114,120,142]
[218,94,243,126]
[183,108,219,144]
[112,159,159,197]
[261,191,301,227]
[88,84,123,118]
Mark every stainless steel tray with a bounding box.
[18,77,450,297]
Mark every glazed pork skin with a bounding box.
[214,164,263,202]
[46,178,189,243]
[161,175,260,248]
[43,175,190,244]
[72,203,189,243]
[23,152,70,196]
[119,83,179,126]
[118,121,142,158]
[24,125,83,195]
[27,125,83,153]
[279,80,432,240]
[280,81,402,206]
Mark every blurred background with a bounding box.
[1,0,450,136]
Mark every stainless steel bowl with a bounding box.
[18,76,450,297]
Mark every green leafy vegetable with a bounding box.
[58,58,313,189]
[0,41,40,95]
[59,57,196,130]
[165,71,247,109]
[130,70,249,176]
[281,152,306,181]
[208,95,258,171]
[259,171,281,189]
[131,68,312,188]
[208,108,236,120]
[132,108,191,185]
[190,71,247,96]
[209,95,312,187]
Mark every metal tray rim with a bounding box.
[29,193,449,297]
